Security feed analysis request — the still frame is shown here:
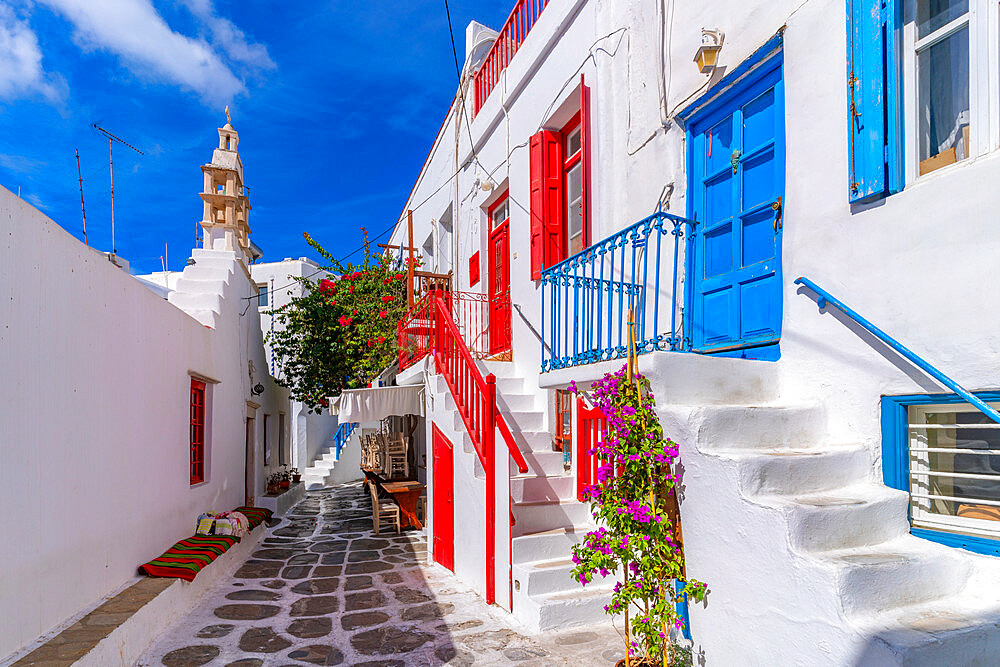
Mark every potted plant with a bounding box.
[570,366,707,667]
[290,467,301,483]
[279,465,291,489]
[266,472,281,495]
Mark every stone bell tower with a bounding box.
[199,106,252,261]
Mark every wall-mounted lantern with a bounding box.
[694,29,725,74]
[251,383,265,396]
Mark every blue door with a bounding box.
[689,59,784,359]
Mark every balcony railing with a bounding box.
[540,210,697,371]
[473,0,550,114]
[398,290,506,371]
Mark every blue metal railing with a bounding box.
[795,277,1000,424]
[540,210,697,371]
[333,421,360,460]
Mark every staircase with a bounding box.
[302,422,359,490]
[434,364,614,632]
[166,248,238,328]
[659,396,1000,665]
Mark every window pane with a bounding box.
[491,199,509,229]
[908,403,1000,533]
[257,285,268,307]
[917,0,968,39]
[565,126,582,157]
[565,163,583,255]
[918,26,969,172]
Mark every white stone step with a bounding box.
[512,527,588,564]
[172,307,217,328]
[306,460,335,472]
[500,410,544,431]
[443,391,537,415]
[768,483,911,552]
[518,430,555,452]
[663,404,826,451]
[815,537,969,616]
[721,443,871,497]
[168,291,223,314]
[520,450,569,476]
[174,277,229,295]
[513,557,583,596]
[191,248,238,265]
[520,583,618,632]
[510,474,575,503]
[512,499,593,537]
[181,265,233,281]
[854,598,1000,665]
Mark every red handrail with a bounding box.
[432,295,527,606]
[398,290,496,371]
[472,0,550,114]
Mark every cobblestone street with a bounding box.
[139,482,622,666]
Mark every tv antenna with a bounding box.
[75,148,87,246]
[92,124,143,258]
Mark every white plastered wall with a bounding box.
[0,186,286,660]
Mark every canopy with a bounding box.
[331,386,424,423]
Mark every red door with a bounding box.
[488,196,511,355]
[432,424,454,571]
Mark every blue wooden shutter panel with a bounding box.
[847,0,901,203]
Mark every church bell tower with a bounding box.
[199,106,252,262]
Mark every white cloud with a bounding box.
[0,3,66,102]
[37,0,248,103]
[179,0,276,71]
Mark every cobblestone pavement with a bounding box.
[139,482,623,666]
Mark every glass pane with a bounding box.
[565,163,583,255]
[917,0,968,39]
[917,26,969,171]
[909,403,1000,528]
[491,199,509,229]
[565,126,581,157]
[258,285,268,307]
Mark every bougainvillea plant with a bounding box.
[267,230,410,411]
[570,365,707,667]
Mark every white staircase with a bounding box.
[659,398,1000,665]
[436,365,615,632]
[302,445,340,489]
[166,249,237,328]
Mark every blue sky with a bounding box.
[0,0,514,273]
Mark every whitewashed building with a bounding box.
[386,0,1000,663]
[0,115,294,663]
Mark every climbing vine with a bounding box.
[570,366,707,666]
[267,231,409,411]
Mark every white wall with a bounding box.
[0,186,284,661]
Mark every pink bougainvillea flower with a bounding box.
[381,295,394,303]
[378,310,388,319]
[377,336,385,344]
[338,316,352,326]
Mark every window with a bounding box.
[563,118,585,257]
[278,413,287,466]
[529,77,592,278]
[490,198,510,229]
[263,414,270,466]
[190,379,206,484]
[883,392,1000,555]
[903,0,997,178]
[257,283,268,308]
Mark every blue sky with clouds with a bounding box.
[0,0,513,273]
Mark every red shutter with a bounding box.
[529,132,545,279]
[530,129,565,279]
[580,74,592,248]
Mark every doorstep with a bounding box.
[9,523,266,667]
[258,481,306,516]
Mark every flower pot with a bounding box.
[292,474,301,483]
[615,660,658,667]
[280,480,290,489]
[267,484,279,495]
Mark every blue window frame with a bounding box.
[882,391,1000,556]
[682,37,785,361]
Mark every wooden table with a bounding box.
[381,480,426,529]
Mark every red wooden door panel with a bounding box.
[488,221,511,355]
[432,424,455,572]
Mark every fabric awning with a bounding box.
[331,386,424,423]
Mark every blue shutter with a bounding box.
[847,0,902,203]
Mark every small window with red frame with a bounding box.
[190,379,206,484]
[554,389,573,470]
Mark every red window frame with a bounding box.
[529,75,592,278]
[469,251,481,287]
[190,379,206,484]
